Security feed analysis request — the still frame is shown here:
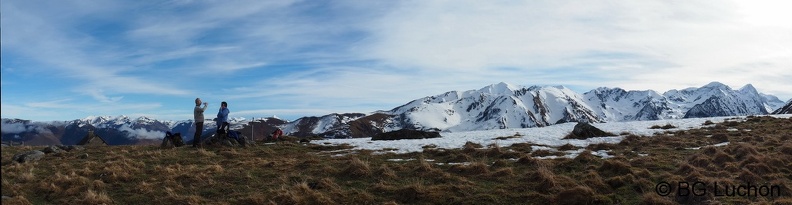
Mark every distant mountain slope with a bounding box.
[772,99,792,114]
[1,116,261,146]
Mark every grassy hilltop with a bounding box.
[2,116,792,204]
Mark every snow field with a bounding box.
[311,115,792,159]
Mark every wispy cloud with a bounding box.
[2,0,790,121]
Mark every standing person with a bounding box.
[217,101,230,134]
[193,98,208,148]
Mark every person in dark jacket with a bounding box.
[216,101,230,134]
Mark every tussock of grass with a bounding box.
[641,192,675,205]
[597,160,632,177]
[555,186,597,205]
[448,161,489,175]
[558,143,577,151]
[342,157,371,178]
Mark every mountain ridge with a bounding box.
[2,82,787,144]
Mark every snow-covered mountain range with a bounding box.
[1,82,787,145]
[280,82,785,137]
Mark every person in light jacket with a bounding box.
[216,101,230,134]
[193,98,208,148]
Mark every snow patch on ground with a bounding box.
[310,115,792,158]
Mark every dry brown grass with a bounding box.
[342,157,371,178]
[2,117,791,204]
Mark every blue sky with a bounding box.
[2,0,791,121]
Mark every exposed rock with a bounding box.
[65,145,85,152]
[41,145,66,154]
[54,145,86,152]
[203,132,247,147]
[372,129,441,141]
[772,99,792,114]
[12,150,46,163]
[565,122,615,140]
[79,153,89,159]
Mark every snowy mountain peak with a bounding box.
[739,84,758,95]
[478,82,518,95]
[702,81,730,90]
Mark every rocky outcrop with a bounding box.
[372,129,441,141]
[203,132,249,147]
[564,122,615,140]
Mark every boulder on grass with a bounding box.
[372,129,441,141]
[41,145,66,154]
[12,150,45,163]
[565,122,615,140]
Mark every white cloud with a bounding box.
[357,0,792,98]
[118,124,166,140]
[1,122,27,134]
